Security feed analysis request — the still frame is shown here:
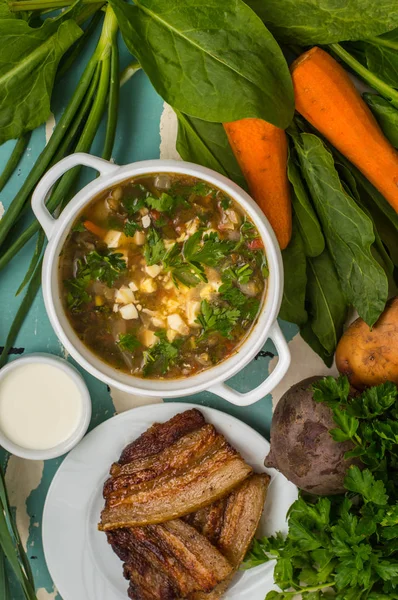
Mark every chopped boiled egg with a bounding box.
[140,329,158,347]
[167,330,177,343]
[152,316,166,328]
[200,284,214,300]
[132,230,145,246]
[128,281,138,292]
[145,264,162,278]
[167,314,189,336]
[185,217,200,235]
[141,215,151,229]
[119,303,139,320]
[186,300,201,326]
[140,278,157,294]
[113,304,119,313]
[104,230,123,248]
[115,286,136,304]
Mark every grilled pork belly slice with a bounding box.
[186,473,270,600]
[107,519,233,600]
[100,412,252,531]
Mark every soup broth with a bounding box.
[59,173,268,379]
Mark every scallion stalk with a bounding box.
[0,134,31,194]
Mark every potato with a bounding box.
[336,297,398,389]
[264,377,358,495]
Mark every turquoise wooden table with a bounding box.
[0,32,323,600]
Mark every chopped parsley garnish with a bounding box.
[196,300,240,340]
[162,243,203,288]
[64,277,92,311]
[122,195,147,216]
[183,231,235,267]
[221,196,231,209]
[222,264,253,285]
[117,333,141,352]
[143,330,183,376]
[124,220,142,237]
[64,250,127,311]
[146,192,175,212]
[191,181,215,197]
[219,266,260,322]
[144,228,166,266]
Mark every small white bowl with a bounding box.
[0,354,92,460]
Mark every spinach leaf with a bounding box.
[0,17,82,144]
[279,222,308,326]
[246,0,398,45]
[110,0,294,128]
[364,94,398,148]
[294,133,388,327]
[306,249,347,356]
[300,322,334,368]
[288,151,324,258]
[362,29,398,89]
[176,111,247,190]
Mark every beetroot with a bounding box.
[265,377,358,495]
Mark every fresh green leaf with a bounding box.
[348,383,398,419]
[144,228,166,266]
[362,30,398,89]
[364,94,398,149]
[374,560,398,582]
[312,375,350,407]
[274,557,294,589]
[143,330,183,376]
[83,250,127,287]
[110,0,294,127]
[176,111,247,190]
[146,192,176,212]
[183,231,234,267]
[246,0,398,45]
[0,17,82,143]
[124,220,142,237]
[344,467,388,505]
[279,222,308,326]
[122,195,147,216]
[306,249,347,356]
[294,133,388,326]
[300,322,334,368]
[288,151,324,258]
[117,333,140,353]
[196,299,240,339]
[330,408,359,442]
[241,534,285,569]
[64,276,92,311]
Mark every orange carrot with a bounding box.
[83,220,106,238]
[291,47,398,213]
[223,119,292,249]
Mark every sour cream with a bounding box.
[0,355,91,458]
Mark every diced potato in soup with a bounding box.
[59,173,268,379]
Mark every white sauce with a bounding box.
[0,363,83,450]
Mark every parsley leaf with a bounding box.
[196,300,240,340]
[117,333,140,353]
[83,250,127,287]
[146,192,176,212]
[183,231,234,267]
[122,195,147,216]
[162,242,203,288]
[143,330,183,376]
[344,466,388,505]
[144,228,166,266]
[64,250,126,310]
[124,220,142,237]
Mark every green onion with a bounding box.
[16,230,45,296]
[0,133,31,194]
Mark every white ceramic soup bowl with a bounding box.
[32,153,290,406]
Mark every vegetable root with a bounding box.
[291,47,398,213]
[223,119,292,249]
[336,297,398,389]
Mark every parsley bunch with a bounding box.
[243,377,398,599]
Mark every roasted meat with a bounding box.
[100,410,252,530]
[107,519,233,600]
[186,473,270,600]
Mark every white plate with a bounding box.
[43,403,298,600]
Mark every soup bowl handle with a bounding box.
[32,153,119,239]
[208,322,290,406]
